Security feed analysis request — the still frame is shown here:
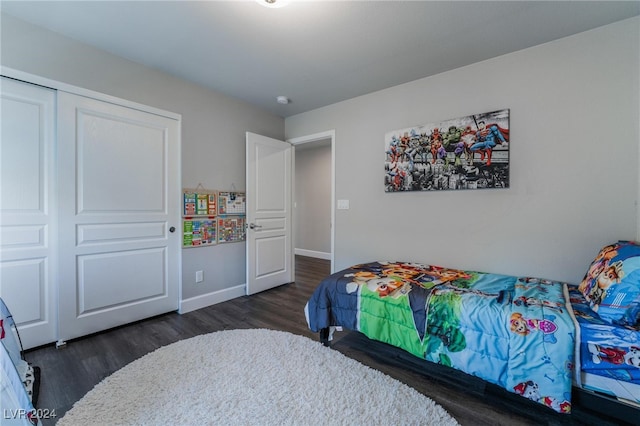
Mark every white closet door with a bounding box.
[57,91,180,343]
[0,77,57,349]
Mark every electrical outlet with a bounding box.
[337,199,350,210]
[195,270,204,283]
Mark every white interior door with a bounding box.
[57,91,180,343]
[246,132,293,295]
[0,77,57,349]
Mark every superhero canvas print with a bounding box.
[385,109,509,192]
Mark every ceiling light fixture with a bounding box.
[256,0,291,8]
[276,96,290,105]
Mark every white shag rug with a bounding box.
[59,329,459,426]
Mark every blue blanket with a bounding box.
[570,285,640,387]
[305,261,575,414]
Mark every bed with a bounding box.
[304,241,640,417]
[569,285,640,406]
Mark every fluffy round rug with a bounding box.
[59,329,459,425]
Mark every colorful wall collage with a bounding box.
[182,189,246,248]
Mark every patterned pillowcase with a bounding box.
[578,241,640,325]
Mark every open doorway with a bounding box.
[289,131,335,273]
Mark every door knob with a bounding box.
[249,223,262,230]
[169,226,176,233]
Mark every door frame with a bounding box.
[288,130,335,273]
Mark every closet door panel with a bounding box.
[77,111,165,213]
[0,77,57,349]
[57,91,180,342]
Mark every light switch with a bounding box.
[337,199,350,210]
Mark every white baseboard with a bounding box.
[179,284,246,314]
[295,248,331,260]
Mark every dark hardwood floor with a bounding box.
[25,256,633,425]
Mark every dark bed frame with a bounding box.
[318,327,638,425]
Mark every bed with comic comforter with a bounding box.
[305,261,575,414]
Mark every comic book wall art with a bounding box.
[385,109,509,192]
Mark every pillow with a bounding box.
[578,241,640,325]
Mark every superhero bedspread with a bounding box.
[305,261,575,414]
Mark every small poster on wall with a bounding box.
[385,108,509,192]
[218,216,246,243]
[218,192,246,215]
[183,219,217,247]
[182,187,247,247]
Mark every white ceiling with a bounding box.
[2,1,638,117]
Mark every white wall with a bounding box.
[1,14,285,304]
[294,142,332,258]
[286,17,640,284]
